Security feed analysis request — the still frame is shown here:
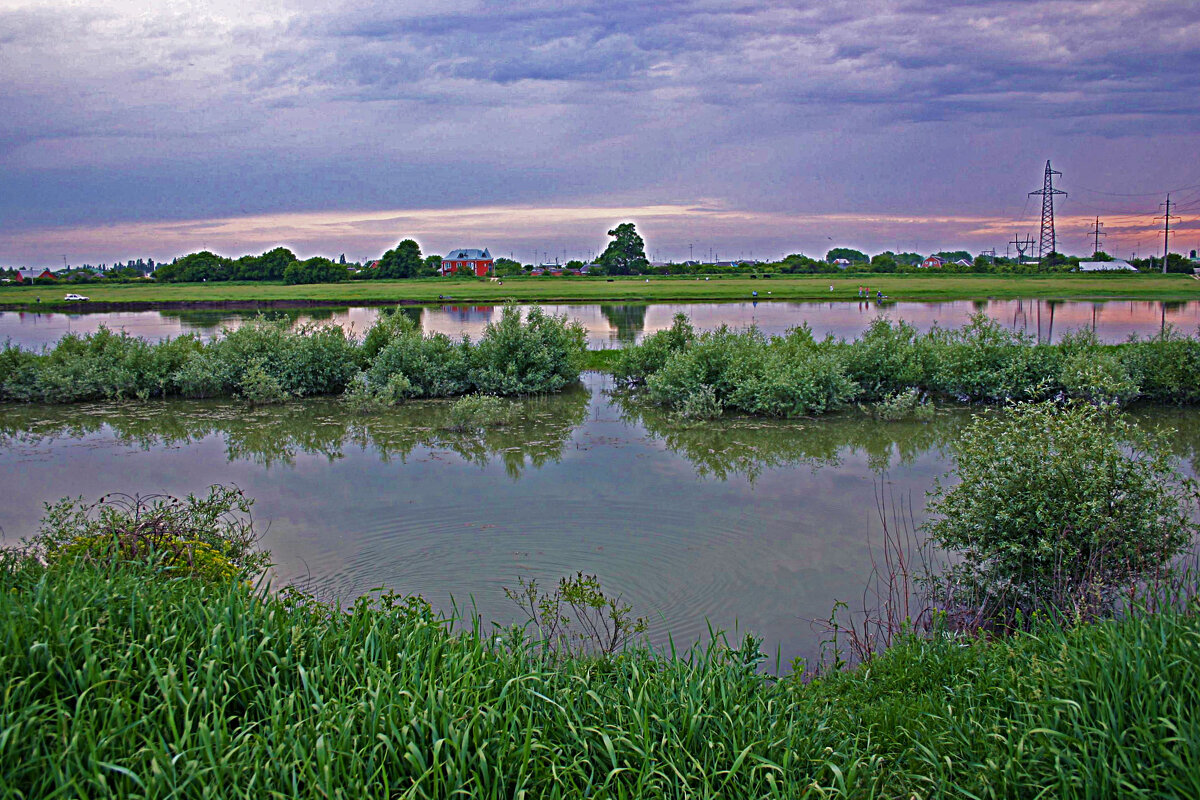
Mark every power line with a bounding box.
[1073,180,1200,198]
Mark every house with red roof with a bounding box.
[440,248,493,277]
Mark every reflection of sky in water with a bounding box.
[3,299,1199,350]
[2,374,1198,670]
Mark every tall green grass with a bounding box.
[615,314,1200,417]
[2,558,1198,798]
[0,306,586,404]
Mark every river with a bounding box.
[3,298,1200,350]
[3,373,1198,668]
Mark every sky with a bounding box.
[2,0,1199,267]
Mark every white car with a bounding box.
[63,293,90,301]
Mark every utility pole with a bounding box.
[1155,194,1180,274]
[1029,161,1067,265]
[1009,233,1034,263]
[1086,217,1106,257]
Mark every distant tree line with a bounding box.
[151,248,350,285]
[7,227,1194,288]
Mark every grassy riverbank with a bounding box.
[2,272,1199,310]
[1,558,1197,798]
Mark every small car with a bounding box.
[63,293,90,301]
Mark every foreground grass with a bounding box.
[3,272,1199,310]
[2,561,1198,798]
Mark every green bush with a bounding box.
[643,326,856,418]
[237,359,289,406]
[1120,329,1200,404]
[842,317,929,400]
[470,305,587,395]
[365,329,472,398]
[2,308,582,405]
[923,401,1199,621]
[615,314,1200,417]
[612,312,695,384]
[925,316,1059,402]
[870,387,933,421]
[0,327,202,402]
[50,534,240,584]
[443,393,515,432]
[30,485,267,581]
[1059,347,1139,405]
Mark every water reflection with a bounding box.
[613,395,968,479]
[599,305,649,343]
[0,385,589,477]
[5,298,1200,350]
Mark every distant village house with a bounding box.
[441,248,493,277]
[14,269,55,282]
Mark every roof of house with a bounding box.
[1079,260,1136,271]
[16,269,52,279]
[445,248,492,260]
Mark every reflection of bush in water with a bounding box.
[0,386,590,478]
[611,391,967,480]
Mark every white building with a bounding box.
[1078,260,1136,272]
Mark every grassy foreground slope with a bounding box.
[2,272,1199,309]
[2,561,1198,799]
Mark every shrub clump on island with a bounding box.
[0,305,586,405]
[614,313,1200,418]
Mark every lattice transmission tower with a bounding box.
[1029,161,1067,264]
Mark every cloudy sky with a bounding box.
[3,0,1199,266]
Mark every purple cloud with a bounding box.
[1,0,1198,265]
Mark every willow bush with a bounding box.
[617,314,1200,418]
[922,401,1199,625]
[0,306,586,404]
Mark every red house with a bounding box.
[440,248,493,277]
[920,256,946,269]
[15,269,55,283]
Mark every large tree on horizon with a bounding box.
[598,223,649,275]
[377,239,423,279]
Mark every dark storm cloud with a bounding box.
[1,0,1198,264]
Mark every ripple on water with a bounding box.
[284,494,768,646]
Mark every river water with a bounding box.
[3,374,1199,668]
[3,298,1200,350]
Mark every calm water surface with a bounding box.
[3,299,1199,350]
[3,373,1199,667]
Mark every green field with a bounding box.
[3,272,1199,310]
